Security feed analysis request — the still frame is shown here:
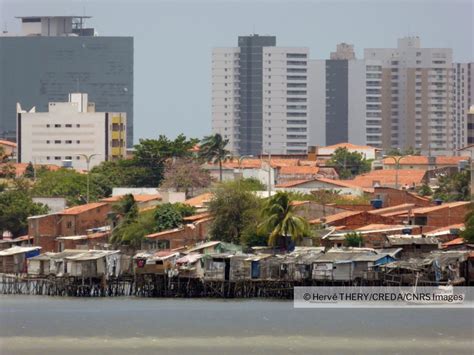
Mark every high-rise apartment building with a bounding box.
[0,16,133,146]
[308,44,382,147]
[453,63,474,149]
[213,35,312,156]
[17,93,126,170]
[365,37,453,154]
[262,47,310,154]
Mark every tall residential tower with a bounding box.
[213,35,312,156]
[365,37,453,154]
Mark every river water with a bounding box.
[0,295,473,355]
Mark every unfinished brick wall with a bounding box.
[371,187,431,208]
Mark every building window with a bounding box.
[66,221,72,229]
[46,124,50,128]
[76,140,81,144]
[54,124,61,128]
[65,124,72,128]
[76,124,81,128]
[54,156,61,160]
[46,140,50,144]
[54,140,61,144]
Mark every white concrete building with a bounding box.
[212,35,311,156]
[365,37,454,154]
[17,93,126,170]
[453,63,474,149]
[211,47,241,154]
[262,47,310,154]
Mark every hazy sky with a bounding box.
[1,0,473,143]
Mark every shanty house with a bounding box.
[175,253,204,278]
[134,250,180,275]
[63,250,122,278]
[0,246,41,274]
[386,235,439,257]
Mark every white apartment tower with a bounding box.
[212,35,311,156]
[262,47,310,154]
[365,37,454,154]
[453,63,474,148]
[211,47,241,154]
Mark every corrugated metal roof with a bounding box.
[0,246,41,256]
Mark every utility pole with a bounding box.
[386,154,404,189]
[78,154,99,203]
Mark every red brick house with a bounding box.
[143,216,212,250]
[310,210,396,230]
[28,202,112,252]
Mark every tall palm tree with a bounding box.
[258,191,310,249]
[199,133,230,182]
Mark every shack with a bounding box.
[386,235,439,258]
[312,250,395,282]
[382,251,470,285]
[202,254,250,282]
[64,250,122,278]
[0,246,41,274]
[134,250,180,275]
[175,253,204,278]
[27,250,88,276]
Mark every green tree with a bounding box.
[433,170,470,202]
[258,191,310,248]
[327,147,371,179]
[111,195,144,248]
[133,134,199,187]
[345,232,364,247]
[208,181,261,244]
[239,177,266,191]
[198,133,231,182]
[160,158,212,197]
[418,183,433,197]
[461,203,474,243]
[0,189,49,237]
[32,168,107,205]
[154,203,185,232]
[24,162,35,179]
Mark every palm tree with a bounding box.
[198,133,230,182]
[258,191,310,249]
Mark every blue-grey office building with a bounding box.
[0,16,134,146]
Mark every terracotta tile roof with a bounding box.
[275,179,312,188]
[350,169,426,188]
[59,202,109,215]
[279,166,320,175]
[427,223,465,236]
[310,210,362,225]
[0,163,60,177]
[101,194,162,203]
[441,237,465,248]
[412,201,470,215]
[217,158,302,169]
[184,192,213,207]
[0,139,17,147]
[276,177,372,192]
[369,203,415,216]
[355,224,407,231]
[383,155,469,166]
[182,212,211,222]
[321,142,379,151]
